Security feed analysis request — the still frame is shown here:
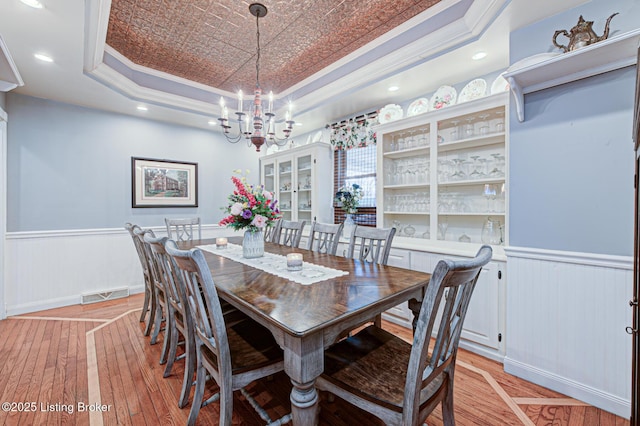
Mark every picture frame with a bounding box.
[131,157,198,208]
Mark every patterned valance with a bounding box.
[328,112,378,151]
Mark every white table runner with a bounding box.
[197,243,348,285]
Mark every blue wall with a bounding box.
[508,0,640,256]
[6,93,260,232]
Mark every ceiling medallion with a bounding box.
[218,3,294,152]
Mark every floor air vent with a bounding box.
[81,287,129,304]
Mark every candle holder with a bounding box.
[216,237,228,249]
[286,253,303,271]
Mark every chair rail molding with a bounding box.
[504,245,633,418]
[504,28,640,122]
[4,225,235,316]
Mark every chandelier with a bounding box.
[218,3,294,152]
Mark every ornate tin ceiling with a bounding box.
[106,0,442,94]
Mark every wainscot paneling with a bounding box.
[4,225,235,316]
[504,246,633,418]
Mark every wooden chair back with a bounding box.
[307,222,343,255]
[165,217,202,241]
[274,219,306,248]
[403,245,493,424]
[263,218,281,243]
[165,240,232,385]
[126,223,154,325]
[347,225,396,265]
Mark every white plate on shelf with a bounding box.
[407,97,430,116]
[458,78,487,103]
[312,130,323,143]
[430,85,457,110]
[491,72,510,94]
[378,104,403,123]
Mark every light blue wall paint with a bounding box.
[509,0,640,256]
[6,93,260,232]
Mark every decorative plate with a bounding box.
[312,130,323,143]
[491,73,510,94]
[430,85,457,110]
[458,78,487,103]
[378,104,403,123]
[406,98,430,116]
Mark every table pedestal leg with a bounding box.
[408,298,423,334]
[290,379,319,425]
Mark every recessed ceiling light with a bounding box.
[208,120,217,126]
[472,51,487,60]
[34,53,53,63]
[294,122,303,126]
[388,86,399,92]
[20,0,44,8]
[137,105,148,111]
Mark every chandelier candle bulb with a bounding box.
[268,91,273,113]
[286,253,303,271]
[238,90,243,113]
[216,237,228,249]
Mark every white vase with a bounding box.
[343,213,355,239]
[242,230,264,258]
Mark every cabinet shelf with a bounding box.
[385,211,430,216]
[438,212,505,216]
[438,133,504,152]
[438,177,504,187]
[503,28,640,122]
[383,146,430,159]
[383,183,430,189]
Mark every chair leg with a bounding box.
[442,377,455,426]
[187,352,207,426]
[219,380,234,426]
[140,283,150,322]
[160,312,173,367]
[144,283,156,336]
[150,294,163,345]
[178,333,195,408]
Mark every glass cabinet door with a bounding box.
[295,154,313,223]
[278,159,293,221]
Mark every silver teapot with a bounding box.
[552,13,618,53]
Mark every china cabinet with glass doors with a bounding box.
[260,142,333,225]
[376,92,508,253]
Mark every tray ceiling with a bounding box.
[106,0,443,94]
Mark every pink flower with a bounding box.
[262,190,272,200]
[251,214,267,228]
[230,202,244,216]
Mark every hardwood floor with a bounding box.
[0,294,629,425]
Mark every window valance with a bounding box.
[328,112,378,151]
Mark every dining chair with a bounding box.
[346,225,396,265]
[165,240,289,426]
[125,223,153,326]
[307,222,343,255]
[135,227,166,345]
[273,219,306,248]
[263,218,281,243]
[317,245,493,426]
[165,217,202,242]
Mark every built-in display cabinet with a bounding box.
[372,92,509,360]
[260,142,333,225]
[376,92,508,251]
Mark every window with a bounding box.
[333,144,377,226]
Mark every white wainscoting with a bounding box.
[4,225,234,316]
[504,246,633,418]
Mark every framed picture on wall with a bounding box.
[131,157,198,208]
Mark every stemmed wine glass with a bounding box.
[449,120,459,141]
[478,113,490,135]
[484,184,497,212]
[494,110,505,133]
[468,155,483,179]
[464,116,475,138]
[438,219,448,240]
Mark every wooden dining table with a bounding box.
[179,237,432,426]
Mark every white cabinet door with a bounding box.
[384,248,413,328]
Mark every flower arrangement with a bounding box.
[335,183,363,214]
[219,170,281,233]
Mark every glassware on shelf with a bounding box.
[438,220,448,240]
[458,233,471,243]
[478,114,490,135]
[481,217,502,245]
[468,155,484,179]
[397,132,406,150]
[464,116,475,138]
[484,184,497,212]
[421,229,430,239]
[403,224,416,237]
[494,110,505,133]
[449,120,459,141]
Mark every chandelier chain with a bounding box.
[255,10,260,88]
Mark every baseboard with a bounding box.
[503,357,630,419]
[6,284,145,317]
